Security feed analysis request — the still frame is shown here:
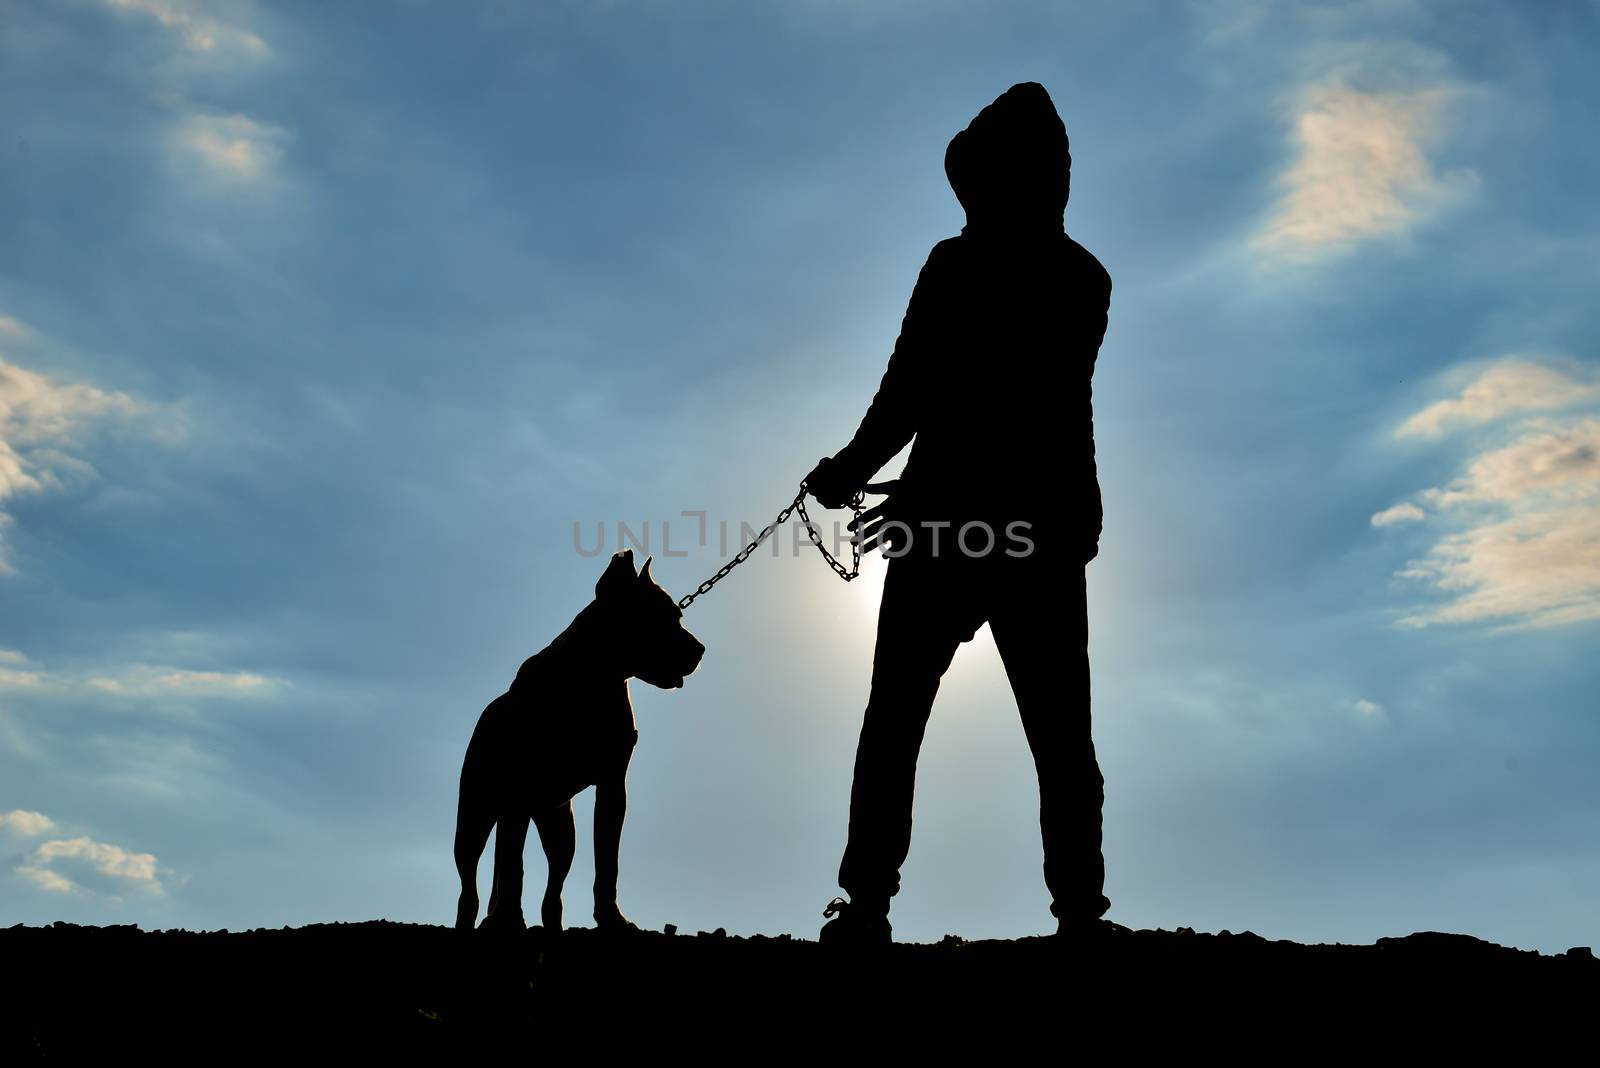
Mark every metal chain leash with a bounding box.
[676,483,866,610]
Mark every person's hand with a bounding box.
[803,455,858,510]
[848,487,910,555]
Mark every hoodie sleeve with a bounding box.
[829,242,953,486]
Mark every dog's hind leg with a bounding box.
[453,795,495,931]
[533,800,575,931]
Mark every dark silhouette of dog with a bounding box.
[805,81,1113,944]
[453,549,705,933]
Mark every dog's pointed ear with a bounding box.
[596,549,637,600]
[639,556,655,585]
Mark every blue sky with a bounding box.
[2,0,1597,951]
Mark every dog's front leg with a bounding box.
[593,771,637,931]
[533,800,575,931]
[482,812,529,932]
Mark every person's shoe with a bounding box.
[1055,915,1130,946]
[819,896,892,946]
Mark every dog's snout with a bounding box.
[683,633,706,672]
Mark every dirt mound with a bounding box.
[3,920,1593,1057]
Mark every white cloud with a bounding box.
[173,113,288,184]
[1420,418,1600,508]
[0,666,44,687]
[17,835,164,895]
[85,666,280,696]
[1397,360,1598,439]
[17,863,77,894]
[1,809,57,836]
[0,653,282,700]
[1256,82,1476,253]
[1382,358,1600,629]
[0,665,38,689]
[0,649,28,665]
[102,0,269,58]
[96,2,284,192]
[0,351,147,447]
[1398,507,1600,629]
[0,344,158,572]
[1371,502,1424,526]
[0,316,35,343]
[1352,698,1384,718]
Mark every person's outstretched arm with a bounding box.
[806,243,952,506]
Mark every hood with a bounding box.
[944,82,1071,235]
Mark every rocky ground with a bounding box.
[3,920,1594,1058]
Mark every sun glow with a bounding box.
[851,553,888,624]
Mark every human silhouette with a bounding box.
[804,82,1113,944]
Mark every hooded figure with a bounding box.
[806,83,1114,944]
[945,80,1072,234]
[810,81,1110,556]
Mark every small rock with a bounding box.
[664,923,678,937]
[1566,946,1593,959]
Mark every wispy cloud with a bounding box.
[0,349,147,447]
[0,336,161,572]
[1420,418,1600,509]
[1396,359,1599,439]
[94,1,285,191]
[1370,501,1424,527]
[0,665,45,687]
[8,812,164,897]
[101,0,269,58]
[172,112,288,184]
[0,655,284,698]
[1255,82,1476,254]
[84,666,281,697]
[1378,357,1600,629]
[16,861,77,894]
[17,834,165,896]
[0,316,35,343]
[1199,0,1272,43]
[1,809,57,836]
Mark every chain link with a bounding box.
[676,482,867,610]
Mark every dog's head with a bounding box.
[596,549,705,689]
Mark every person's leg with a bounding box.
[987,561,1109,924]
[836,554,972,917]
